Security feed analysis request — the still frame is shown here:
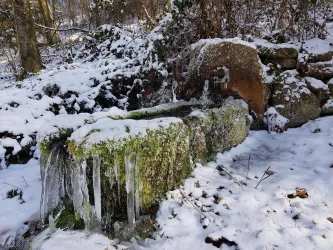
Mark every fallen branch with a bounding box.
[34,23,90,33]
[218,166,244,190]
[22,175,28,188]
[178,189,210,221]
[255,166,273,189]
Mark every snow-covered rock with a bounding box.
[271,70,321,127]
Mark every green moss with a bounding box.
[68,121,192,217]
[39,128,74,154]
[55,203,85,230]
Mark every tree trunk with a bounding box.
[92,0,101,28]
[38,0,60,45]
[12,0,42,75]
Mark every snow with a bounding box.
[149,116,333,250]
[33,116,333,250]
[305,77,329,91]
[36,229,127,250]
[264,107,288,132]
[302,37,333,58]
[0,158,41,246]
[323,99,333,109]
[69,117,182,145]
[192,37,257,51]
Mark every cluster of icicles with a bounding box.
[40,144,141,234]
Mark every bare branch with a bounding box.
[34,23,90,33]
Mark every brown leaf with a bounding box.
[327,217,333,223]
[287,188,309,199]
[295,188,308,198]
[329,143,333,147]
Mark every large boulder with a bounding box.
[38,100,250,238]
[179,38,270,122]
[271,70,321,127]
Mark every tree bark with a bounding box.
[12,0,42,75]
[38,0,60,45]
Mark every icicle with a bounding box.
[40,147,63,222]
[125,154,135,229]
[201,79,210,102]
[113,153,121,206]
[40,149,54,221]
[93,155,102,221]
[135,156,140,219]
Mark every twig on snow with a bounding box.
[22,175,28,188]
[246,153,251,185]
[218,166,244,190]
[255,166,273,189]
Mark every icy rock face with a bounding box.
[271,70,321,127]
[39,100,250,238]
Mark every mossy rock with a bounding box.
[40,100,250,235]
[55,203,85,230]
[257,45,298,69]
[182,100,250,163]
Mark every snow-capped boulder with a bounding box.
[271,70,321,127]
[304,60,333,81]
[304,77,330,106]
[180,38,270,123]
[254,39,298,69]
[39,100,250,238]
[302,38,333,62]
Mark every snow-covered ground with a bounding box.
[0,158,41,246]
[27,116,332,249]
[150,116,333,250]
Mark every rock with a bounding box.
[304,77,330,106]
[271,70,321,127]
[321,99,333,115]
[182,99,250,163]
[205,235,238,249]
[256,41,298,69]
[263,107,288,133]
[302,38,333,62]
[181,38,270,121]
[304,61,333,81]
[39,100,250,237]
[328,78,333,95]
